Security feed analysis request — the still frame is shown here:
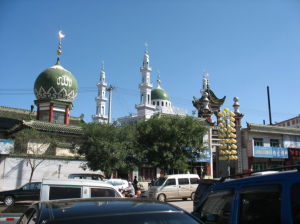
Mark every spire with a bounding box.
[56,30,65,63]
[142,43,150,69]
[201,72,209,95]
[157,70,161,88]
[233,97,240,114]
[100,61,106,82]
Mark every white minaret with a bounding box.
[135,44,156,119]
[92,62,108,123]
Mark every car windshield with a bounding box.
[153,177,166,186]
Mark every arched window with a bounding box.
[101,106,104,114]
[157,101,159,106]
[148,94,150,104]
[141,94,143,103]
[162,102,164,106]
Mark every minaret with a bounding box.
[135,44,156,119]
[92,62,108,123]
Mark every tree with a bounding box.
[136,115,207,174]
[14,129,57,182]
[79,122,139,177]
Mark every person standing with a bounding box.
[133,176,138,192]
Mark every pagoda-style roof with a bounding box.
[8,120,82,136]
[244,123,300,136]
[193,87,226,112]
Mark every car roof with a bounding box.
[41,178,113,187]
[38,198,185,221]
[210,170,300,190]
[163,174,200,178]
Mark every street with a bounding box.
[168,199,193,213]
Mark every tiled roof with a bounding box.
[245,123,300,136]
[0,106,83,126]
[18,120,83,135]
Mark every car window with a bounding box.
[22,183,30,191]
[178,178,189,185]
[190,178,199,184]
[291,183,300,224]
[239,184,281,224]
[91,188,120,197]
[165,179,176,186]
[49,186,81,200]
[18,208,36,224]
[200,189,233,224]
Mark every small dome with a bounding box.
[151,88,170,101]
[34,59,78,102]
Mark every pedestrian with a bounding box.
[133,176,138,192]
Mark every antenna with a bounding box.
[267,86,272,125]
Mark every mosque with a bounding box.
[92,46,187,124]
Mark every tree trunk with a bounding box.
[29,168,35,183]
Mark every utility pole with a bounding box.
[107,85,115,124]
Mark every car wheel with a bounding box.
[4,196,15,206]
[191,192,195,201]
[157,194,166,202]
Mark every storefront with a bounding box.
[251,146,288,171]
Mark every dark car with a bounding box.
[0,182,41,206]
[192,179,219,212]
[193,167,300,224]
[17,198,203,224]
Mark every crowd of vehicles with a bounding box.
[1,166,300,223]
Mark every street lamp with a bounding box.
[218,108,238,176]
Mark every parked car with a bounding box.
[147,174,200,202]
[40,178,122,201]
[68,173,104,180]
[17,198,203,224]
[192,179,220,212]
[192,167,300,223]
[105,178,129,191]
[0,182,41,206]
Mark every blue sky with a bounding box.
[1,0,300,125]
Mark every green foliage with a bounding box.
[80,115,208,177]
[136,115,207,173]
[79,122,139,177]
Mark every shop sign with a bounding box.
[196,148,211,162]
[0,139,14,154]
[253,146,288,158]
[288,148,300,160]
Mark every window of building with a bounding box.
[270,139,279,147]
[239,185,281,224]
[162,101,164,106]
[254,138,263,146]
[292,120,295,125]
[157,101,159,106]
[53,111,65,124]
[39,111,49,122]
[287,122,290,126]
[152,102,155,105]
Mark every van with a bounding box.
[68,173,104,180]
[40,178,122,201]
[147,174,200,202]
[192,166,300,223]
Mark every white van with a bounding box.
[40,178,122,201]
[147,174,200,202]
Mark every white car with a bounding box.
[40,178,123,201]
[105,179,129,191]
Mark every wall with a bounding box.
[0,156,97,190]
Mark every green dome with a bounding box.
[34,59,78,102]
[151,88,170,100]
